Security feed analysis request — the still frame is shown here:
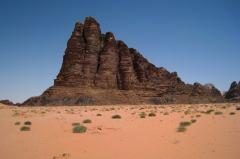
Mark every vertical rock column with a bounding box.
[117,41,137,90]
[54,22,86,86]
[95,32,119,88]
[83,17,102,87]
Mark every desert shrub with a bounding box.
[139,112,146,118]
[24,121,32,125]
[96,113,102,116]
[204,109,214,114]
[236,107,240,111]
[112,114,121,119]
[20,126,30,131]
[191,119,197,123]
[214,111,223,115]
[177,126,187,132]
[229,112,236,115]
[148,112,156,117]
[179,121,191,127]
[83,119,92,124]
[15,122,21,125]
[72,125,87,133]
[72,122,81,126]
[177,121,192,133]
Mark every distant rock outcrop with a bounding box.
[0,99,15,106]
[22,17,223,106]
[225,81,240,100]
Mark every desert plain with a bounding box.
[0,103,240,159]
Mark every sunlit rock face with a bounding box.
[22,17,223,106]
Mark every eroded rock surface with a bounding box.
[0,100,15,106]
[225,81,240,100]
[22,17,223,106]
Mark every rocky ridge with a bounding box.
[225,81,240,101]
[0,99,15,106]
[22,17,223,106]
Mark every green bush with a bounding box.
[72,125,87,133]
[179,121,191,127]
[139,112,146,118]
[177,126,187,132]
[177,121,192,133]
[204,109,214,114]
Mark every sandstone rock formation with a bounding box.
[22,17,223,106]
[225,81,240,100]
[0,99,15,106]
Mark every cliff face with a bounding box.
[53,17,182,91]
[225,81,240,100]
[22,17,223,106]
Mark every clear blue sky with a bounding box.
[0,0,239,103]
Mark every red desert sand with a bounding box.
[0,103,240,159]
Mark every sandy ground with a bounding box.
[0,103,240,159]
